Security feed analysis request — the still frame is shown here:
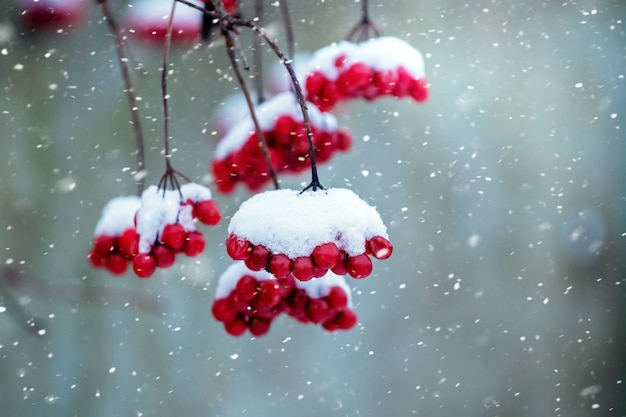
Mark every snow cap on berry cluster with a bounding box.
[94,196,141,236]
[135,183,213,254]
[124,0,203,32]
[228,188,388,257]
[307,36,426,80]
[215,261,277,299]
[296,272,353,307]
[215,91,339,159]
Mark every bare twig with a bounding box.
[97,0,146,196]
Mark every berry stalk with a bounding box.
[97,0,146,196]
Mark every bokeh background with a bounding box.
[0,1,624,416]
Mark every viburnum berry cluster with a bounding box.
[212,92,353,193]
[84,0,428,337]
[305,36,429,112]
[225,188,393,281]
[212,262,356,337]
[89,183,220,278]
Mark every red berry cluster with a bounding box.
[89,227,141,275]
[211,263,356,337]
[225,188,393,283]
[18,0,89,30]
[212,93,352,193]
[226,234,393,281]
[304,37,429,112]
[89,184,221,278]
[307,64,428,112]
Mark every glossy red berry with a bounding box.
[257,280,282,309]
[331,250,349,276]
[212,298,236,323]
[367,235,393,260]
[105,253,129,275]
[195,200,221,225]
[312,242,340,269]
[161,223,187,250]
[327,286,349,310]
[152,244,176,268]
[224,315,247,337]
[268,254,292,278]
[93,235,115,256]
[117,228,139,258]
[292,256,315,281]
[245,245,270,271]
[248,317,272,337]
[306,298,332,324]
[133,253,157,278]
[235,275,259,301]
[226,234,251,260]
[182,231,205,257]
[347,253,373,279]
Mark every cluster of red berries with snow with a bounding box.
[89,183,221,278]
[18,0,89,30]
[211,262,356,336]
[212,92,352,193]
[305,36,429,112]
[225,188,393,281]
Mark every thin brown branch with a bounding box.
[98,0,146,196]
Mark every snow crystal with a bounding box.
[214,91,339,159]
[94,195,141,236]
[228,188,388,257]
[306,36,426,80]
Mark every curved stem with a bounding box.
[161,0,176,171]
[175,0,323,191]
[245,21,323,192]
[279,0,295,61]
[223,29,279,190]
[98,0,146,196]
[253,0,265,104]
[346,0,381,42]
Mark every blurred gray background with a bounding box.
[0,0,624,416]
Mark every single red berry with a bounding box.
[331,250,349,276]
[152,244,176,268]
[183,231,206,257]
[367,235,394,260]
[211,298,236,323]
[224,315,247,337]
[248,317,272,337]
[375,68,399,95]
[92,234,115,256]
[118,228,139,258]
[88,250,106,268]
[256,280,282,309]
[225,234,251,260]
[286,289,310,323]
[327,286,348,310]
[268,254,292,279]
[161,223,187,250]
[105,252,129,275]
[335,309,358,330]
[292,256,315,281]
[410,77,429,102]
[246,245,270,271]
[306,298,332,324]
[305,71,327,97]
[133,253,157,278]
[338,62,373,97]
[235,275,259,301]
[194,200,221,225]
[347,253,373,279]
[312,242,340,269]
